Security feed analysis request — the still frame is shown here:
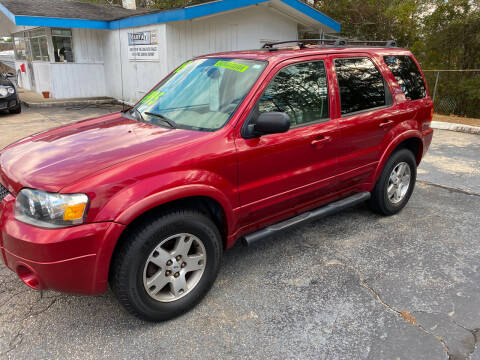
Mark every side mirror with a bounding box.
[247,112,290,137]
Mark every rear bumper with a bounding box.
[0,194,125,294]
[422,128,434,157]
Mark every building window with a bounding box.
[13,34,28,60]
[28,29,49,62]
[52,29,74,63]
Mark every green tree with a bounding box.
[311,0,426,48]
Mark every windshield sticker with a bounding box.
[141,90,165,105]
[174,60,192,73]
[214,60,249,72]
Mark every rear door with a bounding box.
[234,56,339,228]
[332,54,404,190]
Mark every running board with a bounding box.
[242,192,371,247]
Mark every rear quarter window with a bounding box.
[384,55,426,100]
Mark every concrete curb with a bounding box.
[21,98,118,108]
[431,121,480,135]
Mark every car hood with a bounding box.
[0,112,207,194]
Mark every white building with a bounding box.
[0,0,340,104]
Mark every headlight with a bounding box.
[0,86,14,97]
[15,189,89,228]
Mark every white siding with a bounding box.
[72,28,105,63]
[51,63,106,99]
[165,5,298,72]
[32,62,51,93]
[14,5,300,102]
[102,5,297,104]
[103,24,168,104]
[14,61,32,90]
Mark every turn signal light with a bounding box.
[63,203,87,221]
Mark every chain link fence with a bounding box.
[423,70,480,119]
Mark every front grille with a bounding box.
[0,183,9,202]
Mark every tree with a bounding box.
[311,0,426,48]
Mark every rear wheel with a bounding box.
[369,148,417,215]
[110,209,222,321]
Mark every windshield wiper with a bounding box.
[144,112,177,129]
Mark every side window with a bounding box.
[335,57,388,115]
[257,61,329,126]
[384,55,426,100]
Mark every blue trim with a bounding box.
[0,2,15,23]
[15,16,109,29]
[109,0,269,29]
[279,0,341,32]
[1,0,340,32]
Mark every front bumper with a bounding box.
[0,94,19,110]
[0,193,125,294]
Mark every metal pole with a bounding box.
[432,71,440,103]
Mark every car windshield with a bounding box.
[131,58,267,131]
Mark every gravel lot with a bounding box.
[1,105,479,359]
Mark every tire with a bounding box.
[110,209,223,322]
[369,148,417,216]
[9,103,21,114]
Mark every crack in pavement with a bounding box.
[0,296,60,357]
[324,260,479,360]
[469,330,480,360]
[417,180,480,197]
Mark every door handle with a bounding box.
[311,136,331,147]
[379,120,394,128]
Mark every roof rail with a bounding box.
[261,38,397,50]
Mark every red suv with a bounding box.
[0,40,433,321]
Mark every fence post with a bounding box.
[432,71,440,103]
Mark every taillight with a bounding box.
[429,107,434,122]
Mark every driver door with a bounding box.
[234,57,339,229]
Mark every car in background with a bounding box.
[0,73,20,114]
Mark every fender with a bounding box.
[372,129,423,183]
[114,183,234,232]
[90,183,235,293]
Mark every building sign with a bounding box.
[128,30,159,61]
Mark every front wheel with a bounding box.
[9,102,21,114]
[110,209,223,321]
[369,148,417,215]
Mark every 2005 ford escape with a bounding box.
[0,39,433,321]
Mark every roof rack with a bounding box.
[261,38,397,50]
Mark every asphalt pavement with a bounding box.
[0,106,479,359]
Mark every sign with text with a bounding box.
[128,30,159,61]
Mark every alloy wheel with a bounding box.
[143,233,206,302]
[387,162,411,204]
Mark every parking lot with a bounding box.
[0,105,479,360]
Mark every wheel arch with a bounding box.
[373,132,423,183]
[94,187,233,292]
